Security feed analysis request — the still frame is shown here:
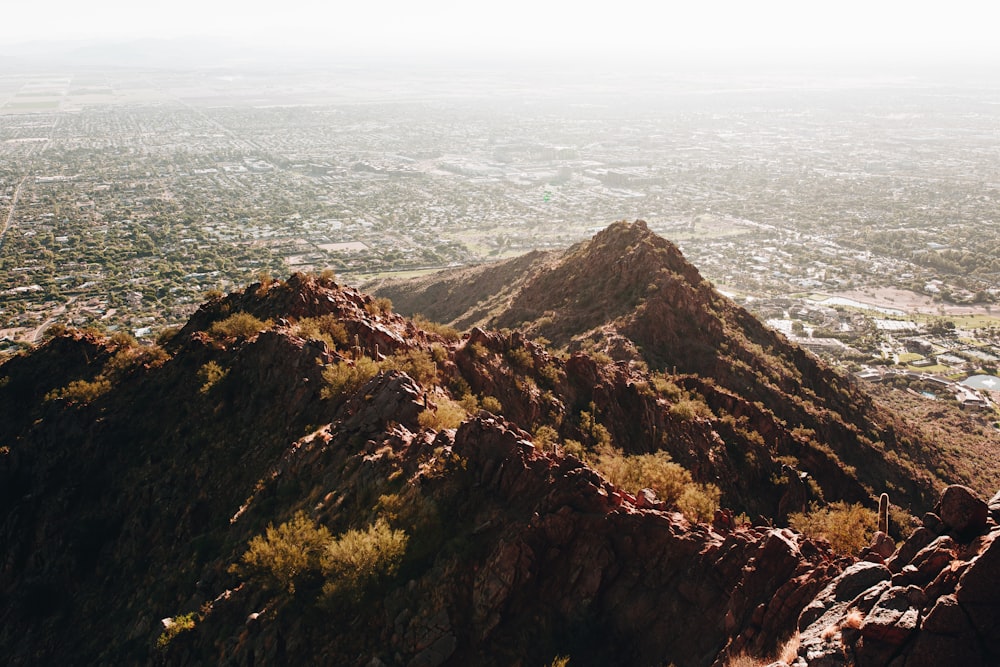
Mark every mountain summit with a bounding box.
[1,223,998,666]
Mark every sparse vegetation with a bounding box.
[480,395,502,413]
[198,361,228,393]
[295,314,348,348]
[320,518,408,602]
[209,312,272,339]
[364,297,393,317]
[591,446,721,522]
[45,377,112,404]
[234,511,332,594]
[381,348,439,386]
[789,502,878,555]
[156,612,197,649]
[418,397,467,430]
[412,314,461,341]
[321,356,380,399]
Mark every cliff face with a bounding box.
[1,225,997,666]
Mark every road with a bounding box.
[0,175,29,254]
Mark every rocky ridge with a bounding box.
[793,484,1000,666]
[1,224,997,665]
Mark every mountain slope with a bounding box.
[377,221,997,512]
[1,273,844,666]
[2,225,997,666]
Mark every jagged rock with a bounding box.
[892,535,956,586]
[988,490,1000,522]
[799,561,892,631]
[937,484,989,535]
[921,511,945,534]
[886,526,935,573]
[868,531,895,560]
[791,486,1000,667]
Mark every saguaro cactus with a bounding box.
[878,492,890,534]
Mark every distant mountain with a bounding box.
[1,224,997,666]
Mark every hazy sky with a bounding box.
[4,0,1000,65]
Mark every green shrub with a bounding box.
[678,483,722,523]
[418,397,467,430]
[480,395,502,413]
[651,374,683,401]
[45,377,112,404]
[579,407,612,449]
[538,362,561,387]
[296,314,348,348]
[507,347,534,371]
[198,361,228,393]
[458,393,480,413]
[321,356,380,399]
[156,612,197,649]
[321,519,408,601]
[364,297,393,316]
[595,448,690,505]
[562,439,585,458]
[234,511,332,594]
[789,502,877,555]
[669,397,713,421]
[467,342,489,360]
[413,314,461,342]
[533,425,559,453]
[381,349,438,387]
[209,312,272,339]
[593,446,720,522]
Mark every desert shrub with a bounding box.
[235,511,332,594]
[538,362,561,388]
[321,519,408,601]
[480,395,502,413]
[156,326,181,346]
[579,407,613,449]
[669,397,713,421]
[458,393,480,413]
[45,377,112,404]
[507,347,534,372]
[532,425,559,453]
[593,446,720,522]
[104,344,170,378]
[413,314,461,342]
[156,612,197,649]
[678,483,722,523]
[364,297,393,316]
[430,343,449,363]
[321,356,380,399]
[198,361,228,393]
[296,314,348,349]
[889,505,917,539]
[562,439,585,458]
[467,341,489,360]
[209,312,272,339]
[418,397,467,430]
[110,331,139,348]
[595,448,691,505]
[381,349,438,387]
[789,502,877,555]
[42,322,69,340]
[650,375,683,401]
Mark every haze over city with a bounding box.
[4,0,1000,68]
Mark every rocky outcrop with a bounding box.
[794,485,1000,666]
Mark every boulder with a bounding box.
[937,485,989,535]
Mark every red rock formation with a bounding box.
[795,484,1000,666]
